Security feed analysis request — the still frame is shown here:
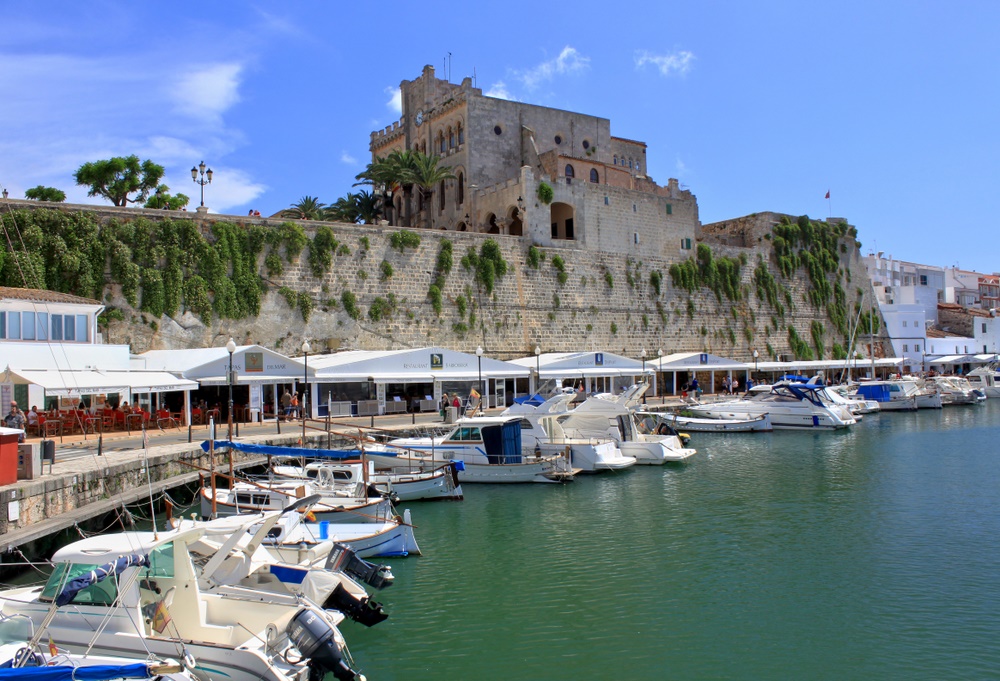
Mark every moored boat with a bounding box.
[645,412,773,433]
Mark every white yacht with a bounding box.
[924,375,982,405]
[378,416,576,483]
[964,366,1000,398]
[687,381,856,430]
[0,518,367,681]
[553,386,697,463]
[501,394,637,471]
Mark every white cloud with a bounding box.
[675,157,690,176]
[635,50,695,77]
[385,86,402,114]
[485,81,516,101]
[517,46,589,89]
[340,151,358,165]
[172,63,243,121]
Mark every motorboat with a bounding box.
[380,416,576,483]
[854,381,920,411]
[552,386,698,463]
[964,365,1000,398]
[200,479,395,523]
[501,394,637,471]
[0,615,194,681]
[687,381,856,429]
[923,376,980,405]
[273,458,464,502]
[642,411,773,433]
[824,385,880,416]
[0,515,368,681]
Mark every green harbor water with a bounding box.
[347,401,1000,680]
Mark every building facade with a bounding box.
[369,65,699,258]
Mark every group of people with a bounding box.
[247,209,262,216]
[438,389,482,420]
[281,389,302,420]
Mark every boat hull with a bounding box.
[662,413,773,432]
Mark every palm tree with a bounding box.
[282,196,326,220]
[353,190,381,224]
[404,152,455,229]
[325,193,362,223]
[355,157,397,224]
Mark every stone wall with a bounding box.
[7,200,886,362]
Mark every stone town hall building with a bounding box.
[369,65,700,258]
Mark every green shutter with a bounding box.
[666,204,673,215]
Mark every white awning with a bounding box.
[0,368,197,396]
[198,374,294,386]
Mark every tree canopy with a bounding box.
[73,155,165,207]
[144,185,190,210]
[24,186,66,202]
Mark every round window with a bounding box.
[494,125,502,135]
[554,135,562,145]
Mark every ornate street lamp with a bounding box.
[476,346,484,412]
[226,337,236,442]
[191,161,213,208]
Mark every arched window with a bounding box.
[439,180,446,211]
[589,168,599,183]
[614,155,618,165]
[458,124,464,145]
[439,133,445,154]
[629,158,633,169]
[449,128,455,148]
[457,173,464,205]
[565,164,575,184]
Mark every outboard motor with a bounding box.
[287,608,361,681]
[325,543,394,590]
[322,582,387,627]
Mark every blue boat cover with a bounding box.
[0,664,157,681]
[201,441,360,459]
[55,554,149,606]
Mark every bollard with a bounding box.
[276,416,281,435]
[188,423,192,443]
[370,415,374,429]
[97,434,103,457]
[412,411,416,425]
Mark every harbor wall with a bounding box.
[4,201,888,361]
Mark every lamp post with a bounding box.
[191,161,213,208]
[640,348,647,403]
[476,346,484,412]
[657,348,663,400]
[301,340,310,433]
[535,345,541,393]
[226,337,236,442]
[1,189,7,199]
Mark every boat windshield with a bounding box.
[39,562,118,606]
[448,427,482,442]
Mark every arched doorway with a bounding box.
[487,213,500,234]
[456,221,467,232]
[550,202,575,240]
[507,206,523,236]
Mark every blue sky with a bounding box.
[2,1,998,273]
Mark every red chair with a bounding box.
[156,409,178,430]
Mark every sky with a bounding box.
[2,1,998,273]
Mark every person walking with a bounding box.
[440,393,449,421]
[281,389,292,420]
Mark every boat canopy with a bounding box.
[0,663,166,681]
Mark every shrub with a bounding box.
[650,270,662,296]
[265,253,284,277]
[298,292,313,323]
[527,245,544,269]
[428,284,443,316]
[341,290,360,320]
[390,229,421,251]
[537,181,554,205]
[379,260,394,280]
[604,270,614,289]
[610,322,618,334]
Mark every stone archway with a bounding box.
[507,206,523,236]
[487,213,500,234]
[550,202,575,240]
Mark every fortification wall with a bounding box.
[4,200,885,361]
